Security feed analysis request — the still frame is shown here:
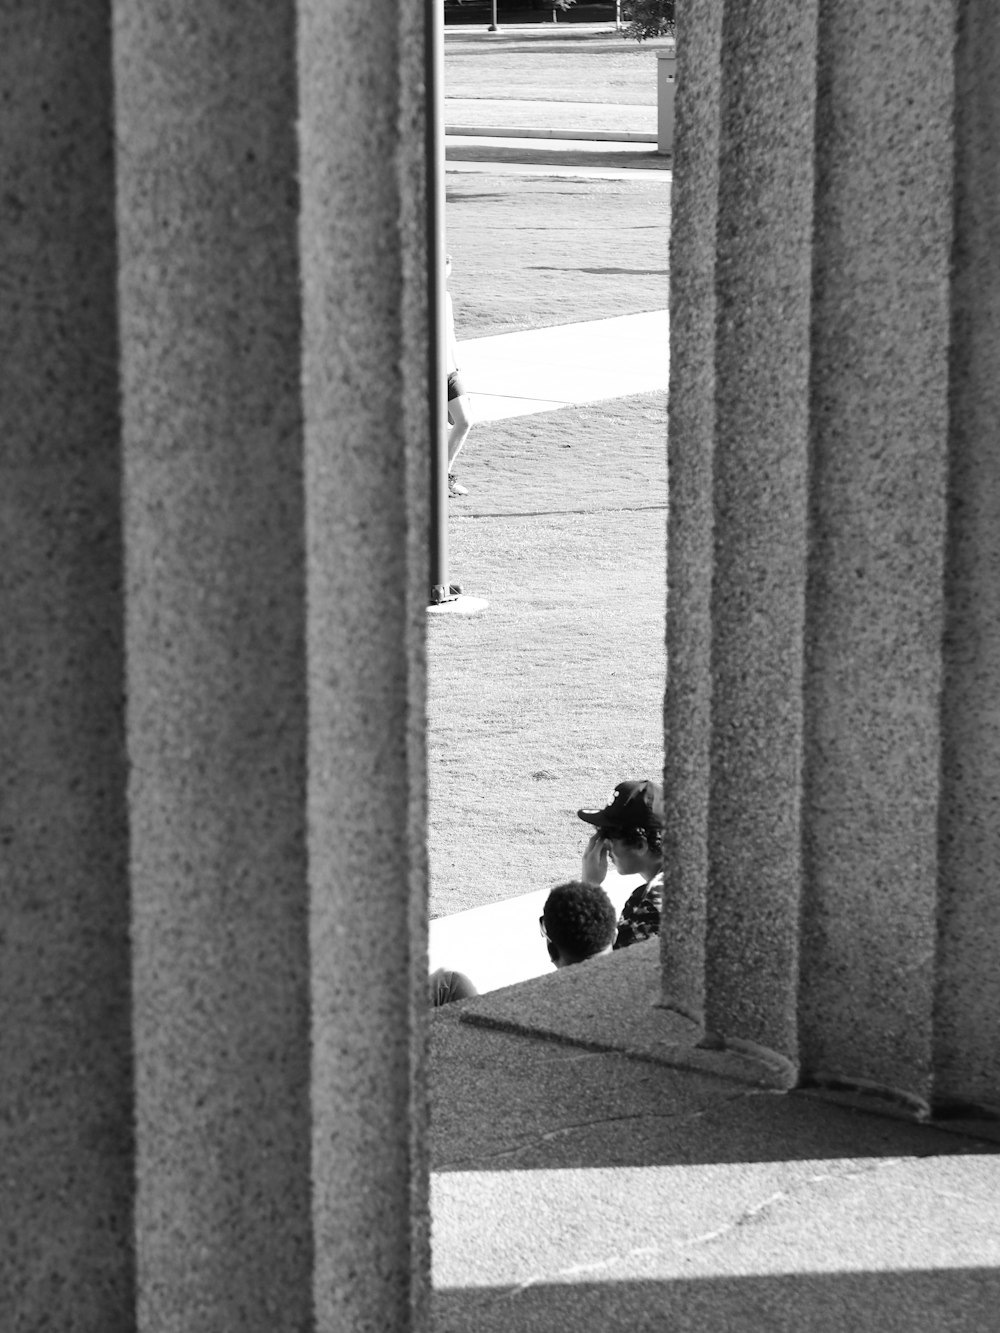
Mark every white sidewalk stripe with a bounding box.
[459,309,669,421]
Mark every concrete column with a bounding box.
[666,0,820,1061]
[666,0,1000,1116]
[116,4,313,1328]
[935,0,1000,1114]
[0,6,135,1328]
[299,0,432,1325]
[116,1,430,1329]
[800,0,956,1107]
[707,0,820,1061]
[661,0,724,1028]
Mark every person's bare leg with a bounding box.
[447,394,474,470]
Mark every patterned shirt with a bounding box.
[613,871,664,950]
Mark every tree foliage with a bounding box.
[621,0,674,42]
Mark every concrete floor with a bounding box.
[431,957,1000,1333]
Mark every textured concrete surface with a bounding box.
[659,0,721,1031]
[663,0,1000,1117]
[7,9,1000,1330]
[299,0,432,1318]
[705,0,819,1061]
[431,995,1000,1332]
[456,940,797,1090]
[115,4,314,1329]
[0,8,135,1329]
[801,0,954,1107]
[668,0,820,1051]
[933,0,1000,1111]
[115,0,432,1326]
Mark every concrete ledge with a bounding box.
[456,945,1000,1142]
[459,940,798,1090]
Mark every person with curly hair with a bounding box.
[577,779,664,949]
[540,881,618,969]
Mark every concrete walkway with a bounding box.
[432,982,1000,1332]
[447,97,657,140]
[459,309,669,422]
[445,86,672,179]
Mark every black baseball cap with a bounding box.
[577,780,664,833]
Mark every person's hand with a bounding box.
[581,831,610,885]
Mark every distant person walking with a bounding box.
[444,254,474,498]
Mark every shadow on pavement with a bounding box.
[434,1268,1000,1333]
[431,1008,1000,1173]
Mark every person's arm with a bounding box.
[581,831,610,885]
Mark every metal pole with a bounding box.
[489,0,499,32]
[427,0,452,605]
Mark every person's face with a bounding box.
[605,829,645,876]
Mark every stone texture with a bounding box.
[666,0,1000,1115]
[702,0,820,1057]
[0,5,134,1328]
[114,2,312,1328]
[431,1005,1000,1333]
[799,0,954,1111]
[6,0,432,1323]
[934,0,1000,1115]
[661,0,723,1028]
[460,941,796,1090]
[298,0,433,1324]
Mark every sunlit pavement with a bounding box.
[458,308,668,422]
[446,97,657,139]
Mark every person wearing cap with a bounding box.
[577,780,664,950]
[539,881,618,969]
